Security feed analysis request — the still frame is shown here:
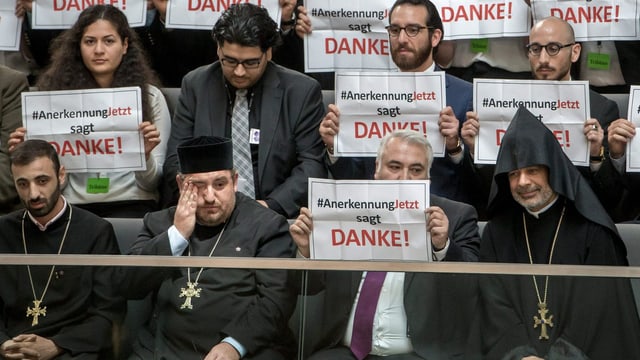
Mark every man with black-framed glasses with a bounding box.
[296,0,478,210]
[163,3,327,219]
[461,16,623,220]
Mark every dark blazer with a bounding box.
[0,66,28,213]
[305,195,480,359]
[328,71,475,205]
[163,62,327,218]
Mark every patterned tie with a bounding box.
[231,89,255,198]
[350,271,387,360]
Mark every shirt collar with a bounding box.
[28,197,68,231]
[525,193,559,219]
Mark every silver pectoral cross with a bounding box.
[533,302,554,340]
[179,281,201,310]
[26,300,47,326]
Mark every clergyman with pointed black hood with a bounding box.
[476,107,640,359]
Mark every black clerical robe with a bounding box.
[480,200,640,359]
[0,205,124,358]
[121,193,296,359]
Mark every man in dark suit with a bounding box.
[121,136,296,359]
[461,16,622,218]
[296,0,475,205]
[289,130,480,359]
[0,65,28,213]
[162,3,327,218]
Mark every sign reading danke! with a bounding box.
[335,72,446,157]
[433,0,532,39]
[531,0,640,41]
[22,87,145,173]
[165,0,281,30]
[304,0,395,72]
[32,0,146,29]
[473,79,591,165]
[309,178,431,261]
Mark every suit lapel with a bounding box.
[256,63,283,183]
[209,66,229,137]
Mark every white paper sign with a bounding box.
[304,0,395,72]
[335,72,446,157]
[0,1,23,51]
[165,0,281,30]
[473,79,591,166]
[22,87,145,173]
[32,0,146,29]
[531,0,640,41]
[433,0,532,39]
[309,178,431,261]
[626,86,640,172]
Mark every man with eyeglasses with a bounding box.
[461,16,623,219]
[163,3,327,219]
[295,0,478,209]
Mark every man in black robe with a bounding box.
[0,139,124,359]
[478,107,640,359]
[120,136,296,360]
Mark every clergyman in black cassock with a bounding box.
[119,136,296,359]
[477,107,640,359]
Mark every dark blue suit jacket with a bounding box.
[328,70,474,204]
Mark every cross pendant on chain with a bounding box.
[533,302,554,340]
[26,300,47,326]
[179,281,201,309]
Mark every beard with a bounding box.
[24,186,62,218]
[391,42,432,71]
[512,185,556,212]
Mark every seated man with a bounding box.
[0,139,124,359]
[162,3,327,218]
[478,107,640,359]
[121,136,296,359]
[290,130,480,359]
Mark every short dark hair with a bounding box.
[389,0,444,42]
[211,3,282,52]
[10,140,61,175]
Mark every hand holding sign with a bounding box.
[289,207,313,258]
[319,104,341,154]
[139,121,161,161]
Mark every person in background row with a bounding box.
[138,0,302,88]
[9,5,170,218]
[0,65,29,214]
[461,16,623,219]
[296,0,480,209]
[0,139,124,359]
[162,3,326,218]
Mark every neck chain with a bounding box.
[522,204,565,341]
[179,222,228,310]
[21,206,73,327]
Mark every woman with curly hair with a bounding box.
[10,4,170,217]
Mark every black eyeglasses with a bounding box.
[219,52,264,69]
[526,42,575,56]
[385,24,432,38]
